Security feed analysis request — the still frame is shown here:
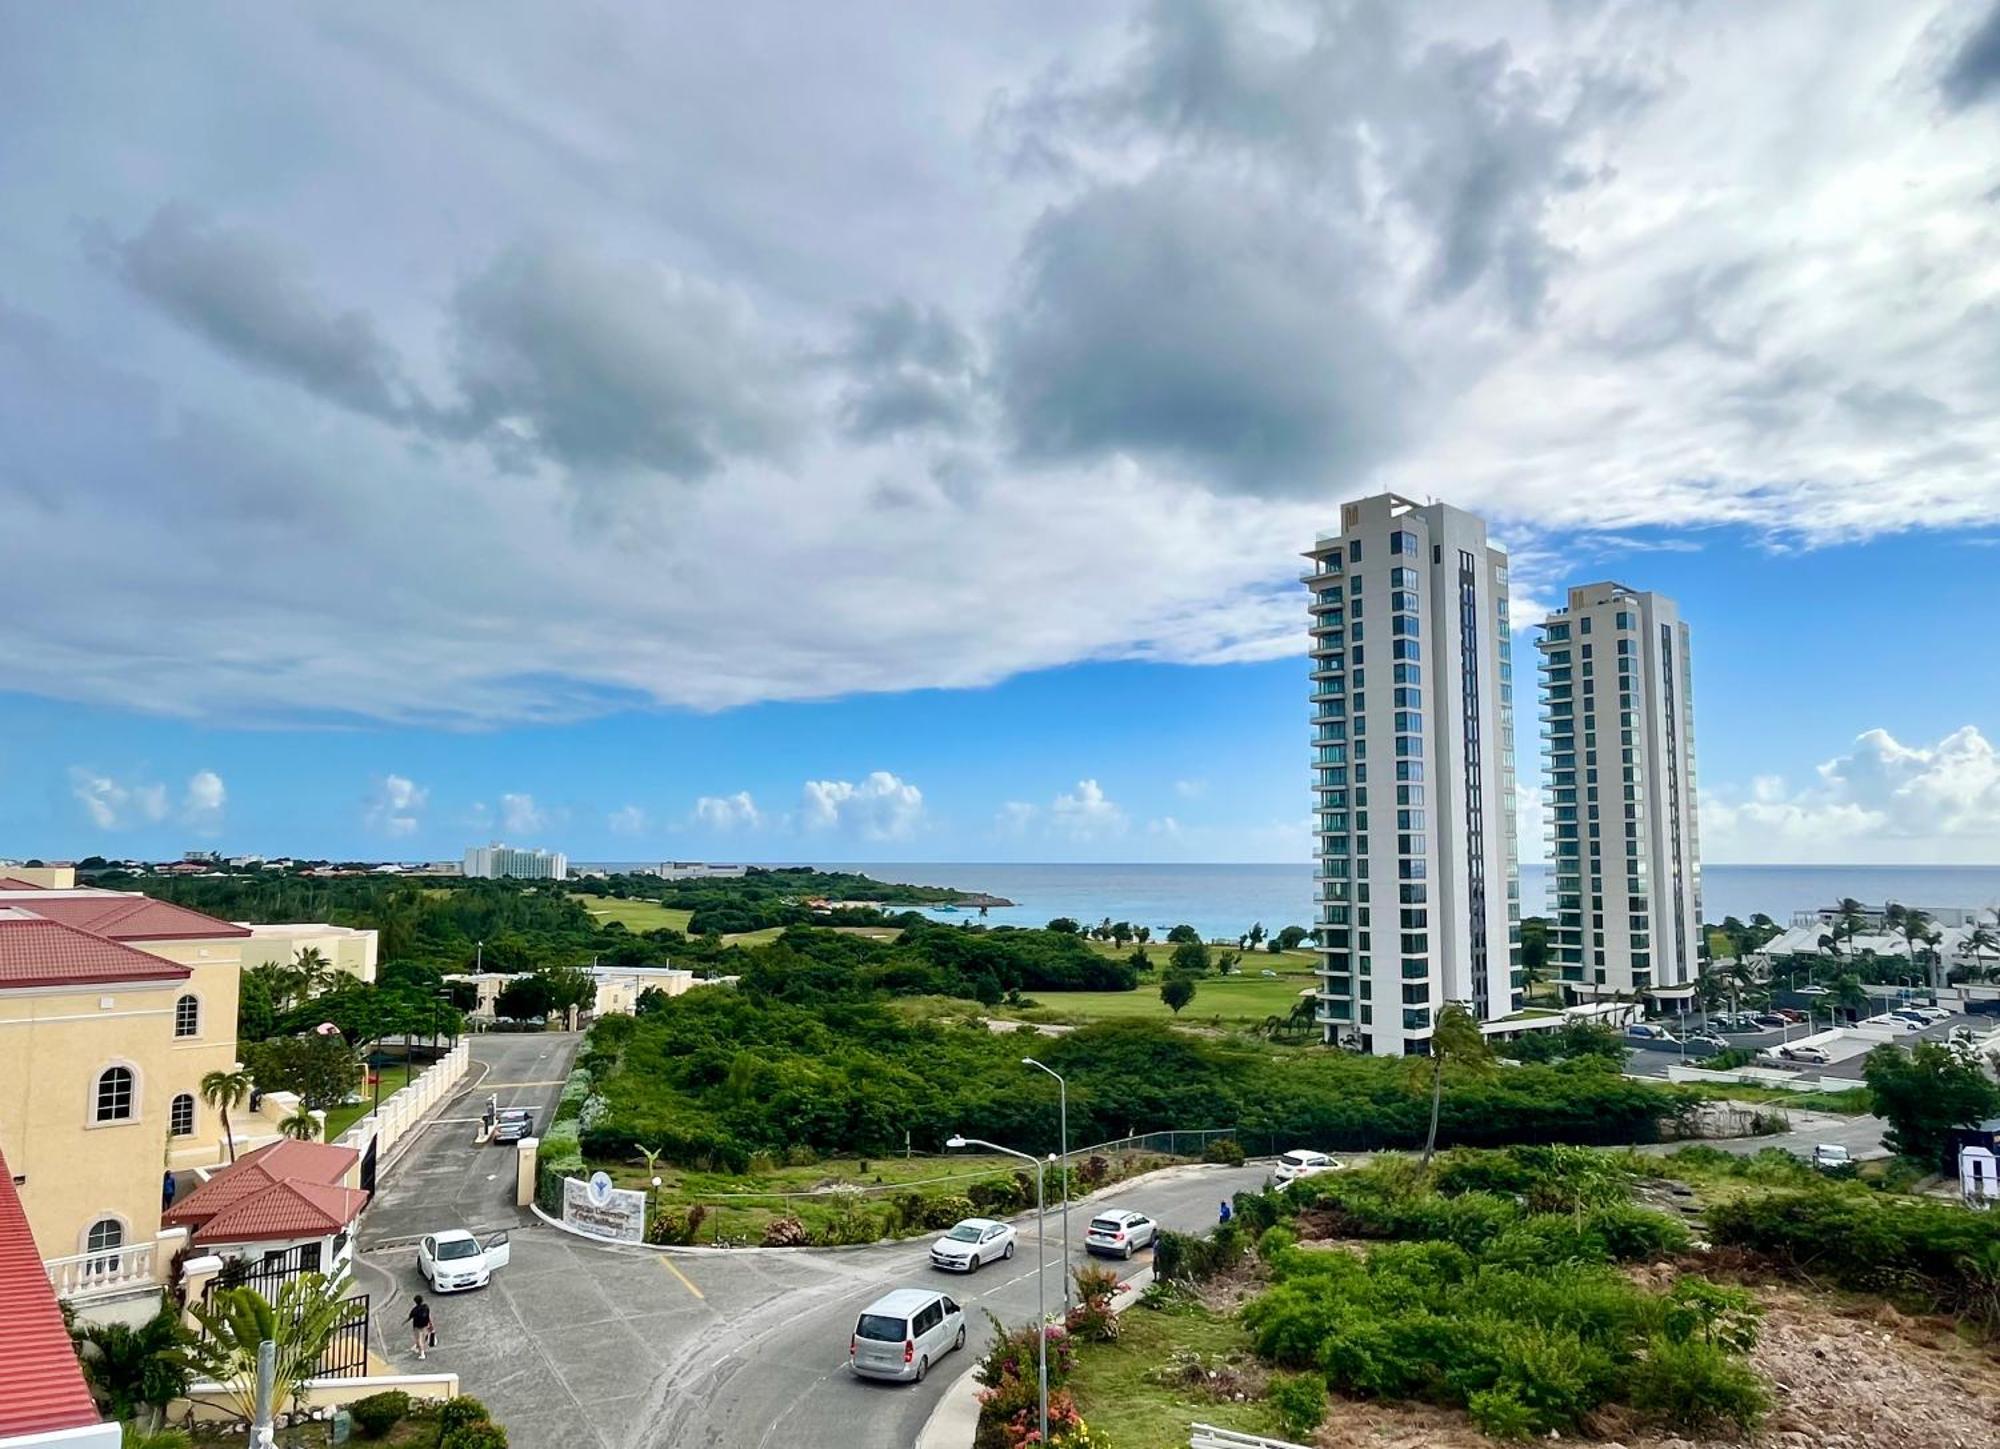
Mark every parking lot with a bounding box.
[1622,1001,1996,1082]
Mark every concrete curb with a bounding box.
[914,1264,1156,1449]
[525,1159,1257,1256]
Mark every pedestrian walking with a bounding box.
[407,1294,434,1360]
[1218,1199,1232,1225]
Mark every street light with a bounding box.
[1022,1057,1070,1311]
[948,1134,1048,1447]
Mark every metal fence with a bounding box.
[201,1251,371,1380]
[1190,1425,1311,1449]
[316,1295,371,1379]
[204,1244,323,1305]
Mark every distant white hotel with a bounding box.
[1537,583,1703,1000]
[463,843,568,880]
[654,862,748,880]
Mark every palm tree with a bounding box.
[199,1068,254,1163]
[1831,972,1868,1024]
[292,946,334,999]
[1886,903,1944,992]
[278,1110,319,1141]
[1420,1002,1493,1166]
[1963,922,2000,977]
[172,1273,354,1433]
[1833,897,1868,958]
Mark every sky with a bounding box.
[2,0,1999,867]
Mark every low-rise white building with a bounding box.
[654,862,748,880]
[236,921,379,984]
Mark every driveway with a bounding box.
[359,1030,580,1248]
[357,1157,1269,1449]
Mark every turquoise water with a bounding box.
[739,862,2000,943]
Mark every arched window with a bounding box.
[174,993,200,1038]
[170,1093,196,1137]
[85,1217,123,1274]
[94,1066,134,1123]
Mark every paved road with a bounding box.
[358,1138,1266,1448]
[1637,1112,1891,1161]
[359,1031,580,1248]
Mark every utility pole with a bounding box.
[251,1339,276,1448]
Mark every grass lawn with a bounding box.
[1006,966,1320,1029]
[720,924,905,947]
[320,1098,373,1141]
[572,895,694,933]
[1069,1297,1284,1447]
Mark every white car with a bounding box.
[417,1229,512,1292]
[1812,1143,1852,1170]
[1272,1149,1340,1186]
[927,1218,1016,1273]
[1084,1210,1158,1259]
[1794,985,1830,997]
[1776,1044,1832,1065]
[1914,1006,1952,1023]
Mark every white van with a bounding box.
[849,1288,966,1383]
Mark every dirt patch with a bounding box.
[1308,1282,2000,1449]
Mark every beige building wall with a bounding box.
[0,977,185,1261]
[110,937,246,1171]
[3,866,79,889]
[237,923,379,984]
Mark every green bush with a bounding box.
[440,1425,508,1449]
[436,1397,493,1436]
[1465,1386,1537,1439]
[1201,1136,1246,1167]
[1268,1372,1327,1438]
[968,1177,1027,1215]
[916,1193,974,1230]
[1153,1223,1243,1284]
[347,1389,410,1437]
[1626,1334,1768,1434]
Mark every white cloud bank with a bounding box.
[363,774,428,838]
[693,791,763,832]
[1702,726,2000,864]
[70,767,226,833]
[801,772,924,841]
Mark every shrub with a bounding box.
[1153,1224,1243,1284]
[1076,1154,1111,1188]
[441,1425,508,1449]
[1626,1334,1768,1434]
[646,1204,708,1246]
[1201,1137,1246,1167]
[919,1193,974,1230]
[347,1389,410,1437]
[1268,1372,1327,1438]
[1466,1386,1537,1440]
[436,1397,492,1437]
[1066,1265,1121,1342]
[761,1215,809,1247]
[1257,1225,1297,1261]
[969,1177,1027,1215]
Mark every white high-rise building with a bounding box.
[1536,583,1701,997]
[463,843,569,881]
[1305,494,1523,1057]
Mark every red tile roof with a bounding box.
[194,1178,370,1245]
[0,1146,107,1437]
[165,1140,359,1232]
[10,891,251,942]
[0,910,192,989]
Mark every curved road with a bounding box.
[354,1030,1266,1447]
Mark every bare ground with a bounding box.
[1307,1279,2000,1449]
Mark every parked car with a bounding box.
[1085,1209,1159,1259]
[1626,1024,1678,1042]
[1778,1044,1832,1065]
[417,1229,512,1292]
[1272,1149,1340,1185]
[1774,1009,1805,1023]
[1811,1144,1852,1171]
[1686,1033,1730,1051]
[1794,985,1830,997]
[848,1288,965,1383]
[490,1109,533,1144]
[1914,1006,1952,1023]
[1753,1013,1789,1029]
[928,1218,1016,1273]
[1890,1010,1930,1028]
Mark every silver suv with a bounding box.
[848,1288,966,1383]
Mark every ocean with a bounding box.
[581,860,2000,943]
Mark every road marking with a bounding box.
[479,1079,568,1088]
[660,1255,705,1300]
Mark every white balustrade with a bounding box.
[45,1241,157,1298]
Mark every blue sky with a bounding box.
[6,523,1996,865]
[3,2,1999,866]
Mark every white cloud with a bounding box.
[182,769,227,833]
[1701,726,2000,864]
[5,5,1995,730]
[800,772,924,841]
[1049,779,1128,840]
[1148,815,1182,838]
[694,791,763,832]
[607,804,649,836]
[68,768,171,831]
[364,774,428,838]
[1173,779,1207,800]
[994,801,1038,836]
[500,792,549,835]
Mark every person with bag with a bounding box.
[407,1293,435,1360]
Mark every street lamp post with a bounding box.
[1022,1057,1070,1311]
[949,1134,1047,1446]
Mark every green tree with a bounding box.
[1126,946,1151,972]
[496,975,555,1020]
[71,1308,189,1431]
[1170,940,1212,976]
[1963,922,2000,979]
[241,1035,362,1112]
[292,946,334,998]
[171,1274,355,1431]
[1863,1040,2000,1167]
[1884,903,1944,992]
[199,1068,253,1163]
[278,1109,320,1141]
[537,964,599,1027]
[236,969,279,1043]
[1831,972,1868,1023]
[1166,924,1200,945]
[1420,1002,1494,1167]
[1046,917,1081,935]
[1161,973,1197,1016]
[1275,925,1309,951]
[1246,922,1267,952]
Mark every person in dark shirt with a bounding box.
[407,1294,434,1359]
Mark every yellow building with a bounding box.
[235,920,379,984]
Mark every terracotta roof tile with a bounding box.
[12,891,251,942]
[0,1146,107,1436]
[165,1140,358,1230]
[194,1178,370,1245]
[0,910,191,989]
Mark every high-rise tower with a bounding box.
[1305,494,1523,1057]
